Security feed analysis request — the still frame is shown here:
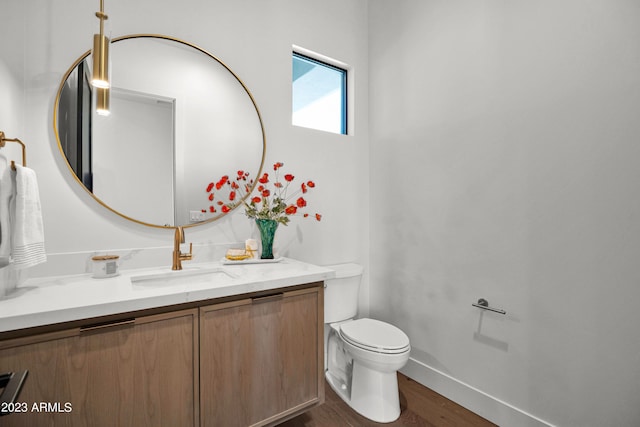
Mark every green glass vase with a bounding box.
[256,219,279,259]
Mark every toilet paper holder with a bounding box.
[472,298,506,315]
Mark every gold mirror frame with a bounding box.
[53,34,266,229]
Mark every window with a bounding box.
[292,51,347,135]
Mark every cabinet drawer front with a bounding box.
[200,287,323,427]
[0,309,198,427]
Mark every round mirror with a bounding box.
[54,34,266,228]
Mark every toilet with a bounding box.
[324,263,411,423]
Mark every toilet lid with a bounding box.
[339,318,410,354]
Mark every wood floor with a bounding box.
[279,374,497,427]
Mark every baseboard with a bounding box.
[400,357,555,427]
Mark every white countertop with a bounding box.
[0,258,334,333]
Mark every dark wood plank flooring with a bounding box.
[279,374,497,427]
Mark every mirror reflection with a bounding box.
[55,34,265,228]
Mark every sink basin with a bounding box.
[131,266,236,288]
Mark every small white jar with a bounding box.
[91,255,120,278]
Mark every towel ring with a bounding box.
[0,131,27,170]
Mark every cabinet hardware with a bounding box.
[0,370,29,414]
[251,293,284,304]
[80,318,136,334]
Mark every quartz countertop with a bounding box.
[0,258,334,333]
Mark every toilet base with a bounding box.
[326,361,401,423]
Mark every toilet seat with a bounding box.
[339,318,410,354]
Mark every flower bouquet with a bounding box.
[205,162,321,258]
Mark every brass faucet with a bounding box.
[172,226,193,270]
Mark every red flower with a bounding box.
[285,205,297,215]
[204,162,320,224]
[216,176,228,190]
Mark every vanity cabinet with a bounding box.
[199,286,324,427]
[0,309,198,427]
[0,282,323,426]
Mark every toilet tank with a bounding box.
[324,263,363,324]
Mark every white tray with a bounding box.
[221,257,283,265]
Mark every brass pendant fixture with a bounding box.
[92,0,110,89]
[96,87,110,116]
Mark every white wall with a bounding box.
[0,1,25,156]
[93,90,175,226]
[369,1,640,426]
[8,0,369,305]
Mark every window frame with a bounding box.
[292,50,348,135]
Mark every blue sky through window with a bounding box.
[292,53,346,134]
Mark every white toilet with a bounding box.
[324,263,411,423]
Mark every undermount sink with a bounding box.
[131,266,236,288]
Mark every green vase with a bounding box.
[256,219,279,259]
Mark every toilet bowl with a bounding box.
[324,264,411,423]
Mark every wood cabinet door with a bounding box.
[0,309,198,427]
[199,286,323,427]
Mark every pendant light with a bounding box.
[96,87,110,116]
[92,0,110,89]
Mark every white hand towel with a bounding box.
[12,165,46,269]
[0,167,14,259]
